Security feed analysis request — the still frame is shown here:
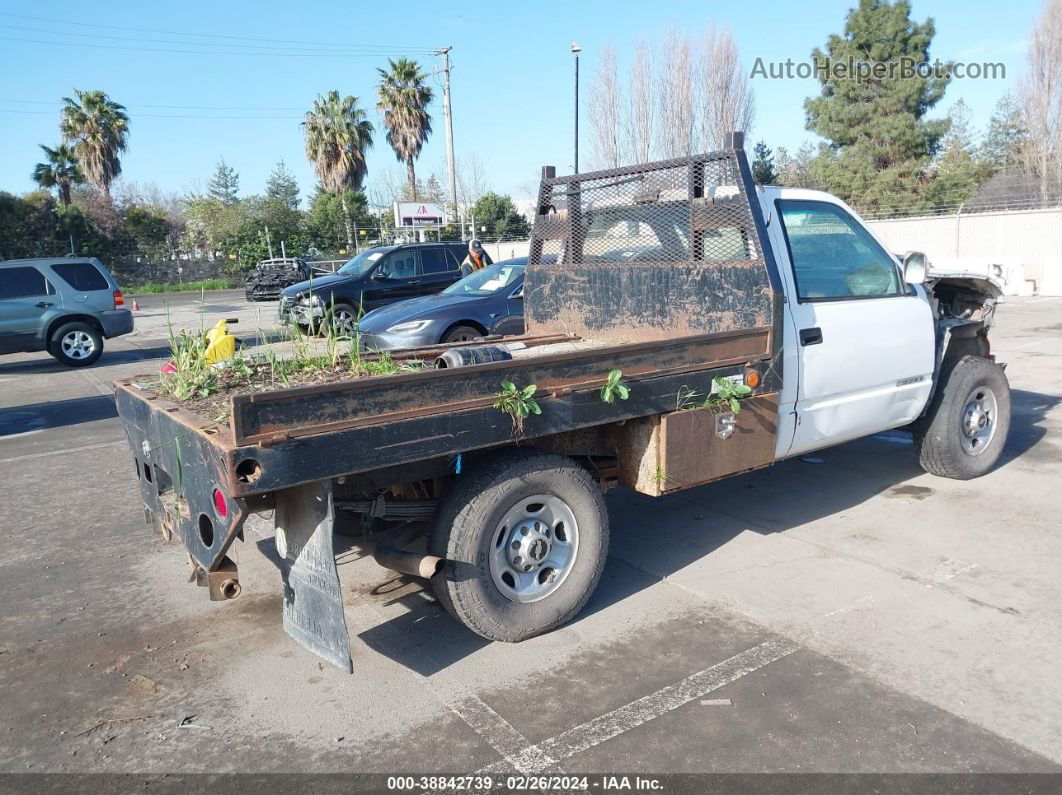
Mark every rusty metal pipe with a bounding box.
[373,546,443,579]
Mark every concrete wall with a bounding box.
[866,207,1062,295]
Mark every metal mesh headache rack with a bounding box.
[525,132,780,343]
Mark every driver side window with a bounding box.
[379,250,417,279]
[778,200,902,301]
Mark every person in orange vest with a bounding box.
[460,239,493,276]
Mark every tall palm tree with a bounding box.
[376,58,434,199]
[32,143,84,205]
[302,90,374,250]
[59,89,129,198]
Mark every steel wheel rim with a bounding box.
[960,385,997,456]
[451,331,475,342]
[333,309,355,335]
[489,494,579,603]
[61,330,95,360]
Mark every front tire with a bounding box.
[430,450,609,642]
[442,324,483,344]
[49,322,103,367]
[915,356,1011,479]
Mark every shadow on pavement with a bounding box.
[0,394,118,436]
[338,386,1059,674]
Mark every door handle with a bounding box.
[36,301,54,309]
[407,279,421,286]
[799,327,823,346]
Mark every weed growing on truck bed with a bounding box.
[154,317,423,422]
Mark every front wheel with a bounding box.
[49,321,103,367]
[442,325,482,344]
[914,355,1011,479]
[430,450,609,642]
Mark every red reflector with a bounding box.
[212,488,229,518]
[113,289,124,308]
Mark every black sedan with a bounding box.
[357,257,539,350]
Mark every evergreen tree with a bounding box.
[266,160,301,210]
[805,0,950,212]
[980,92,1028,173]
[208,157,240,205]
[751,141,778,184]
[923,99,992,211]
[468,192,530,239]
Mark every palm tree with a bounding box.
[302,90,374,250]
[376,58,434,199]
[59,89,129,198]
[32,143,84,205]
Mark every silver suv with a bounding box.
[0,257,134,367]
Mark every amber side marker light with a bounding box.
[745,370,761,389]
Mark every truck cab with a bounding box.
[760,186,1003,472]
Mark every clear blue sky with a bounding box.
[0,0,1040,205]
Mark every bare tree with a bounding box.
[455,153,490,209]
[587,43,622,169]
[1019,0,1062,202]
[697,26,755,151]
[622,41,655,165]
[656,29,696,158]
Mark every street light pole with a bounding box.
[433,46,458,224]
[571,41,581,174]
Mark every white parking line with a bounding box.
[0,439,124,465]
[447,695,557,775]
[478,637,799,774]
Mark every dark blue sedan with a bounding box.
[357,257,541,350]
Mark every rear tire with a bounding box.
[442,324,483,344]
[429,450,609,642]
[914,356,1010,479]
[49,321,103,367]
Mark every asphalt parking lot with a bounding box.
[1,291,1061,776]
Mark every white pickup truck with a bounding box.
[116,137,1009,669]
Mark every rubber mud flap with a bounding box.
[274,480,353,672]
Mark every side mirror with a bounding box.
[510,286,524,299]
[371,270,388,281]
[902,251,928,285]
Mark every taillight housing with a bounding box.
[212,488,229,519]
[113,289,124,308]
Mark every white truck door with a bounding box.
[771,197,935,457]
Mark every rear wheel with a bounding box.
[49,321,103,367]
[442,324,483,344]
[429,450,609,641]
[915,356,1011,479]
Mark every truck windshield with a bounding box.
[338,249,387,276]
[444,264,525,296]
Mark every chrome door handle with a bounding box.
[36,301,54,308]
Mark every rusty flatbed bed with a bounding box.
[115,137,786,668]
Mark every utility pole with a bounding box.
[434,46,458,225]
[571,42,582,173]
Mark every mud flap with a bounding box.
[274,480,353,672]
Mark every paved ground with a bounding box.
[1,293,1061,775]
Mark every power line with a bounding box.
[1,98,307,111]
[0,35,435,58]
[0,11,436,51]
[0,23,435,55]
[0,108,304,119]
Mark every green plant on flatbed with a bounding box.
[493,380,541,437]
[599,369,630,404]
[676,377,752,414]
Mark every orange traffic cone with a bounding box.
[132,298,140,311]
